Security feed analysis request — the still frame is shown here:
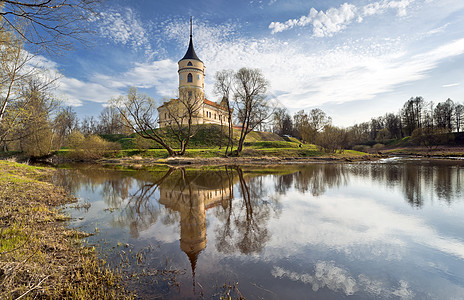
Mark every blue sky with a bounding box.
[40,0,464,127]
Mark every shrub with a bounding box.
[68,134,121,160]
[134,135,153,151]
[411,127,454,149]
[373,143,385,151]
[352,145,371,153]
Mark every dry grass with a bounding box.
[0,160,132,299]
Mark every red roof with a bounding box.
[159,98,228,111]
[204,99,227,110]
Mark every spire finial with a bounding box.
[190,16,193,38]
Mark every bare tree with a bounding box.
[455,103,463,133]
[214,69,234,156]
[292,109,331,144]
[53,105,77,148]
[434,98,454,131]
[111,87,176,156]
[0,0,100,53]
[272,107,293,136]
[234,67,272,155]
[402,96,424,135]
[98,106,129,135]
[163,89,203,155]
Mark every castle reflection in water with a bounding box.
[158,168,234,278]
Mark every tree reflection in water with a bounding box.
[214,167,280,255]
[54,160,464,298]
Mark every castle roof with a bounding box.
[159,98,228,111]
[180,36,202,62]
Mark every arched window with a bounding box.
[187,73,193,82]
[180,74,183,80]
[187,61,193,66]
[197,74,200,80]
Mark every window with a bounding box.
[187,73,192,82]
[180,74,183,80]
[197,74,200,80]
[214,114,216,119]
[187,61,193,66]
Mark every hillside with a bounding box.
[110,124,286,150]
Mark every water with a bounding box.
[55,159,464,299]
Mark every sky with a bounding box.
[39,0,464,127]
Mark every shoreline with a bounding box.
[0,160,132,299]
[97,154,382,168]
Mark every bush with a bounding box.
[67,134,121,160]
[352,145,371,153]
[373,143,385,151]
[134,135,153,151]
[411,127,454,149]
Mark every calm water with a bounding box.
[56,159,464,299]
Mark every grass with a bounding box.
[0,160,132,299]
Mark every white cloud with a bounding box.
[269,0,417,35]
[93,7,154,57]
[442,83,460,88]
[272,264,415,298]
[181,19,464,111]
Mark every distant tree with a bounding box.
[234,67,272,155]
[272,107,293,136]
[294,108,332,144]
[411,127,453,150]
[455,103,463,133]
[384,112,402,139]
[98,106,129,135]
[79,116,98,135]
[53,106,78,148]
[376,128,391,143]
[293,110,309,141]
[402,96,424,136]
[315,125,346,153]
[345,122,370,148]
[434,98,454,131]
[369,117,384,141]
[423,101,435,129]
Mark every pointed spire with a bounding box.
[190,16,193,38]
[180,16,202,62]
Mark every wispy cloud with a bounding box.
[442,83,460,88]
[272,264,415,299]
[269,0,416,35]
[92,7,154,57]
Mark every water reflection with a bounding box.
[56,159,464,299]
[350,160,463,207]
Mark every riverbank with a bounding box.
[97,154,380,168]
[0,160,132,299]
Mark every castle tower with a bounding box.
[178,17,205,102]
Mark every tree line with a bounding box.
[271,96,463,152]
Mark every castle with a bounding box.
[157,18,229,128]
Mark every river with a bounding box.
[55,158,464,299]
